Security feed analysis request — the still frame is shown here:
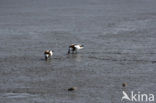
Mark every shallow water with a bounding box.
[0,0,156,103]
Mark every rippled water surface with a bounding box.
[0,0,156,103]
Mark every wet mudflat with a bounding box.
[0,0,156,103]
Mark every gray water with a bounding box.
[0,0,156,103]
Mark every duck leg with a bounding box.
[68,48,71,54]
[72,47,76,54]
[45,54,49,60]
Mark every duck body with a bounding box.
[68,44,84,54]
[44,50,53,60]
[68,87,77,91]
